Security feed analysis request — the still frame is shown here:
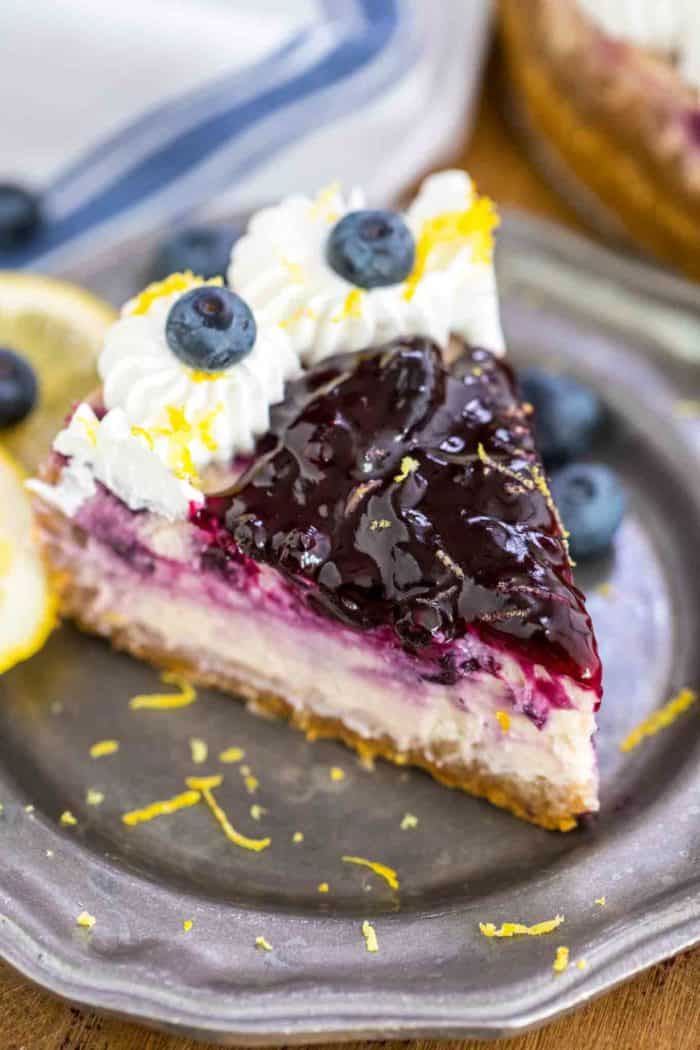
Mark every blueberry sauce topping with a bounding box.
[326,209,415,289]
[200,339,600,687]
[166,286,256,372]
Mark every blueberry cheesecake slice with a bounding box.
[30,172,601,830]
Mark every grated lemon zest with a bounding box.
[330,767,345,782]
[280,304,317,329]
[243,773,259,795]
[553,946,570,973]
[477,443,535,490]
[620,688,697,752]
[188,368,226,384]
[219,746,245,764]
[362,920,379,953]
[89,739,119,758]
[403,192,499,301]
[86,789,104,807]
[369,519,391,531]
[595,896,606,907]
[394,455,419,484]
[495,710,511,732]
[129,671,196,710]
[318,882,329,893]
[186,774,223,791]
[280,256,305,283]
[190,738,208,764]
[400,813,418,830]
[130,425,154,450]
[122,789,201,826]
[342,855,400,891]
[128,272,222,317]
[186,776,270,853]
[480,915,564,938]
[332,288,364,323]
[576,958,588,970]
[183,919,193,932]
[310,180,341,222]
[255,935,273,951]
[250,804,266,821]
[60,810,77,827]
[144,403,223,484]
[76,911,96,929]
[293,831,304,844]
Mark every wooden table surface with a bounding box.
[2,57,698,1050]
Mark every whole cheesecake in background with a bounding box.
[28,171,602,831]
[498,0,700,280]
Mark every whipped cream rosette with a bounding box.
[229,169,505,365]
[29,273,300,521]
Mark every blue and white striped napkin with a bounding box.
[0,0,492,273]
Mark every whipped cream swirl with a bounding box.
[27,403,204,521]
[229,170,505,365]
[100,275,300,467]
[30,273,301,521]
[577,0,700,89]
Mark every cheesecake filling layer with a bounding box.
[49,489,598,806]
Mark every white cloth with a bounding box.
[0,0,492,271]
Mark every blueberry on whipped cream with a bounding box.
[166,286,257,371]
[229,169,505,365]
[326,209,415,289]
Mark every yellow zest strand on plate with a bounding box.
[186,775,270,853]
[292,831,304,844]
[128,272,222,317]
[129,671,196,710]
[479,915,564,938]
[60,810,77,827]
[553,946,570,973]
[255,935,273,951]
[361,920,379,953]
[89,739,119,758]
[183,920,193,932]
[330,767,345,783]
[620,688,697,752]
[403,192,499,301]
[342,856,400,891]
[595,896,606,907]
[393,456,419,484]
[219,746,245,763]
[318,882,329,893]
[76,911,96,929]
[190,738,208,764]
[86,789,104,806]
[400,813,418,830]
[122,789,201,827]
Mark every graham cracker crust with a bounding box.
[33,491,590,834]
[498,0,700,281]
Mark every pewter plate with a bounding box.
[0,213,699,1044]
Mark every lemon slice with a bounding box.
[0,273,116,469]
[0,447,56,673]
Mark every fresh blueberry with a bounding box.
[551,463,626,560]
[326,209,415,289]
[0,348,38,427]
[0,184,42,249]
[166,286,256,372]
[150,224,239,282]
[519,368,604,466]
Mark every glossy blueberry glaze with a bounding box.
[200,339,600,691]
